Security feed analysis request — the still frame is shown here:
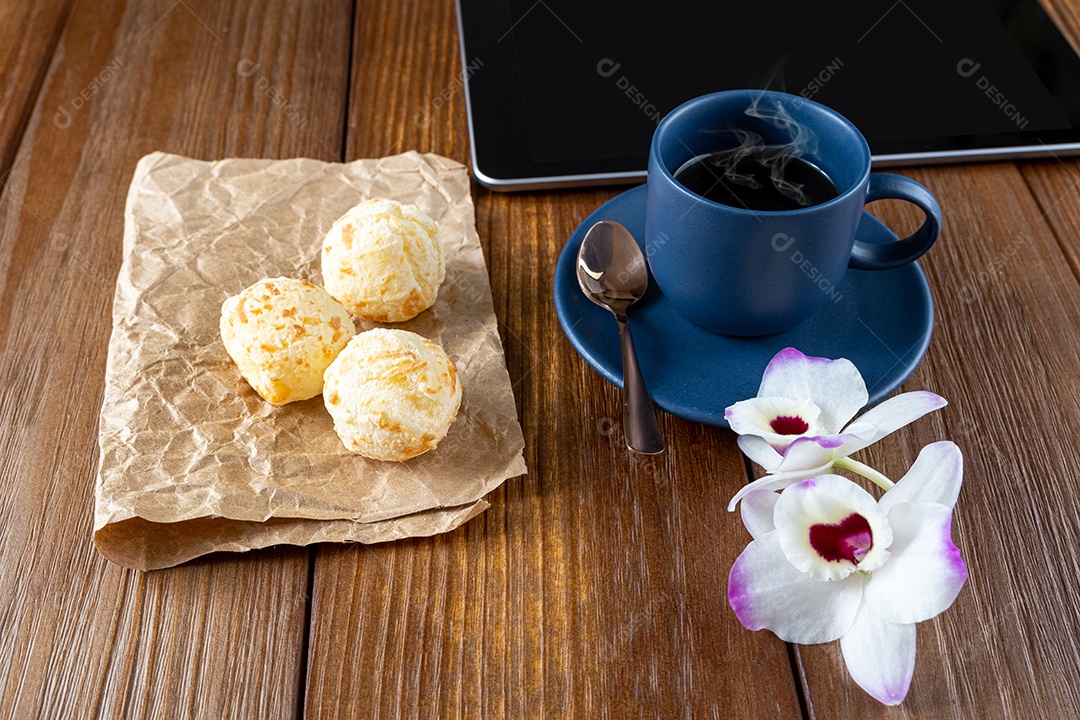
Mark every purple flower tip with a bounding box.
[877,680,911,706]
[771,346,834,365]
[775,347,807,361]
[811,434,847,450]
[727,556,756,629]
[942,514,968,581]
[779,434,846,459]
[913,390,948,408]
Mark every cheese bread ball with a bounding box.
[321,198,445,322]
[220,277,354,405]
[323,329,462,461]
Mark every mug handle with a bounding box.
[849,173,942,271]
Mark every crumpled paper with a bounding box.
[95,151,526,570]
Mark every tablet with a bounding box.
[456,0,1080,190]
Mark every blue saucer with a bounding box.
[553,185,934,427]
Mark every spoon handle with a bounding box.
[618,318,664,455]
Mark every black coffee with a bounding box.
[673,147,840,211]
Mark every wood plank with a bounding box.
[0,0,351,717]
[304,0,803,716]
[1021,159,1080,280]
[1024,1,1080,279]
[792,162,1080,718]
[0,0,72,186]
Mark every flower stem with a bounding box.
[834,457,895,491]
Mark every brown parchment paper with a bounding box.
[94,151,526,570]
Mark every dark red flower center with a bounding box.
[809,513,873,564]
[770,415,809,435]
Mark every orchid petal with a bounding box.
[728,530,864,644]
[729,435,852,511]
[864,502,967,624]
[725,396,822,448]
[774,476,892,581]
[757,348,868,433]
[774,435,849,473]
[737,435,783,471]
[811,434,869,463]
[841,391,948,455]
[879,441,963,513]
[839,603,916,706]
[740,490,780,539]
[727,465,830,512]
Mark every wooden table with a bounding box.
[3,1,1080,717]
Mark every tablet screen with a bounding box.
[459,0,1080,187]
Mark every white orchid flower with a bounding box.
[725,348,946,511]
[728,441,967,705]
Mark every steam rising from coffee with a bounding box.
[677,96,826,209]
[739,96,819,206]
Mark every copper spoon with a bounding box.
[576,220,664,455]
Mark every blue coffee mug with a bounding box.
[645,90,941,337]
